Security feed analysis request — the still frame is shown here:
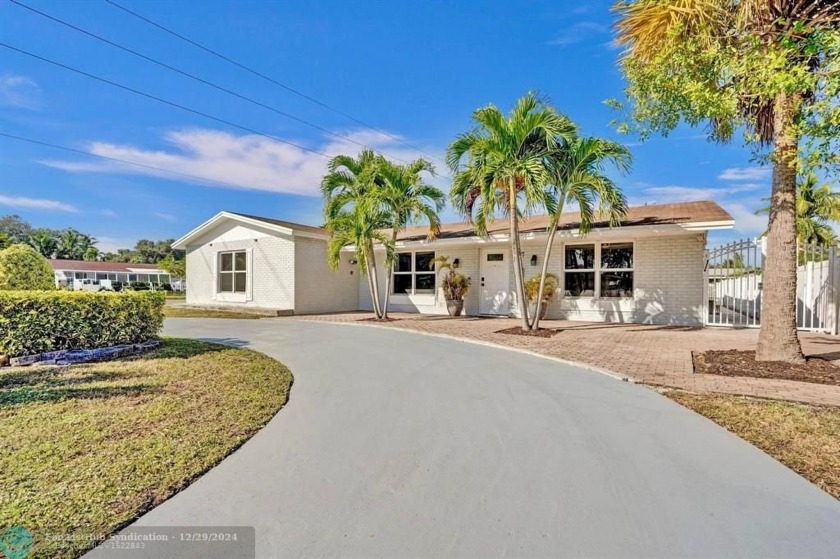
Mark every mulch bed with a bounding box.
[358,317,401,323]
[495,327,559,338]
[693,350,840,386]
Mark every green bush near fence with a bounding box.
[0,291,165,358]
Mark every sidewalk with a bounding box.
[292,313,840,407]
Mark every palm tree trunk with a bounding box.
[532,197,565,331]
[756,92,805,363]
[381,229,398,319]
[363,249,379,318]
[509,179,530,329]
[368,242,384,318]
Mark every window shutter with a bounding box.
[246,247,254,302]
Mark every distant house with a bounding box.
[173,201,734,325]
[49,259,182,291]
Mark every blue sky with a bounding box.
[1,0,769,252]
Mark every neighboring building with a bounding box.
[49,259,181,290]
[173,201,734,325]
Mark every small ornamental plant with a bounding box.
[434,255,471,316]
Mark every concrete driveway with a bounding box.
[100,319,840,558]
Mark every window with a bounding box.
[218,251,247,293]
[600,242,633,297]
[392,251,436,294]
[563,242,634,298]
[564,244,595,297]
[486,253,504,262]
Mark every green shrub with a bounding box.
[524,273,560,302]
[0,244,55,291]
[0,291,165,357]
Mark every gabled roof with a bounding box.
[173,211,327,249]
[396,200,733,242]
[228,212,326,236]
[49,259,163,272]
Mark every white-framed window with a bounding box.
[563,242,633,298]
[392,251,436,295]
[218,250,247,293]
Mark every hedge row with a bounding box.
[0,291,165,358]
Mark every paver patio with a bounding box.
[293,313,840,407]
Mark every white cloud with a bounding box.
[639,183,762,203]
[0,194,77,212]
[718,166,771,181]
[96,236,137,253]
[155,212,176,222]
[0,74,42,110]
[547,22,609,46]
[100,209,117,217]
[41,128,443,197]
[725,202,767,236]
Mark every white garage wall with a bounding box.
[294,237,359,314]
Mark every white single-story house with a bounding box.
[172,201,734,325]
[49,259,182,290]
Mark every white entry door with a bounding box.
[479,249,510,315]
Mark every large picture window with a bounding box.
[392,251,435,294]
[219,251,247,293]
[563,242,633,298]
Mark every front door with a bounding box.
[479,249,510,315]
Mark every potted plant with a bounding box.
[524,273,559,320]
[434,255,471,317]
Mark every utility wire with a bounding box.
[0,131,247,186]
[0,42,335,158]
[8,0,412,165]
[103,0,445,166]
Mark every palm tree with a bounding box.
[28,230,57,258]
[55,229,96,260]
[378,158,445,318]
[530,137,631,330]
[448,92,576,329]
[83,246,100,261]
[322,150,392,318]
[756,173,840,246]
[614,1,840,362]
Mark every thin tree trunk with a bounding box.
[368,242,384,318]
[532,197,565,330]
[509,179,530,329]
[365,250,379,318]
[756,92,805,363]
[381,229,398,319]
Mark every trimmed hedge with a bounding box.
[0,291,165,358]
[0,244,55,291]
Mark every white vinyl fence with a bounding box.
[705,239,840,333]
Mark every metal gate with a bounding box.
[704,238,840,333]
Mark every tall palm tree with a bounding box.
[28,230,57,258]
[530,137,631,330]
[322,149,391,318]
[83,246,100,261]
[378,158,445,318]
[614,0,840,362]
[756,173,840,246]
[55,229,96,260]
[448,92,577,328]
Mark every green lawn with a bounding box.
[0,338,292,558]
[667,391,840,501]
[163,306,262,319]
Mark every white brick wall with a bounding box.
[358,234,706,325]
[186,220,295,310]
[294,237,359,314]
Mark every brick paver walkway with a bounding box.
[292,313,840,407]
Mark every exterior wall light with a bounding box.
[453,258,460,268]
[530,254,538,266]
[349,258,358,265]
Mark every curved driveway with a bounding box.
[133,319,838,557]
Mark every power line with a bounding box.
[103,0,445,165]
[0,131,247,186]
[0,42,334,159]
[8,0,412,165]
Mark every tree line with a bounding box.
[0,214,184,264]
